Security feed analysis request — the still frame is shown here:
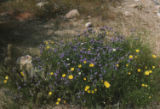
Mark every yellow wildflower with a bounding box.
[141,84,148,87]
[88,90,91,93]
[83,77,87,81]
[136,49,140,53]
[152,54,157,58]
[57,98,61,102]
[144,71,150,76]
[78,64,82,68]
[84,85,90,91]
[137,69,141,72]
[48,91,52,96]
[5,76,8,80]
[94,88,97,92]
[144,84,148,87]
[89,63,94,67]
[126,64,129,67]
[149,70,152,74]
[20,72,24,77]
[141,84,145,87]
[50,72,54,76]
[56,102,59,105]
[104,81,111,88]
[116,64,119,67]
[83,60,87,64]
[129,55,133,59]
[68,75,73,79]
[46,46,50,49]
[70,67,74,71]
[92,90,95,94]
[128,72,131,75]
[62,74,66,78]
[3,80,7,84]
[152,66,155,69]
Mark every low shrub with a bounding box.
[0,27,160,108]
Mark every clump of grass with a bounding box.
[0,27,159,108]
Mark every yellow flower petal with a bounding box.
[68,75,73,79]
[104,81,111,88]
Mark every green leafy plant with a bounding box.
[1,27,159,108]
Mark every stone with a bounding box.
[36,2,48,8]
[124,11,132,17]
[65,9,80,19]
[85,22,92,28]
[157,12,160,17]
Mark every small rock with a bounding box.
[36,2,48,8]
[65,9,80,19]
[157,12,160,17]
[85,22,92,28]
[124,11,132,17]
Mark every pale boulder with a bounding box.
[65,9,80,19]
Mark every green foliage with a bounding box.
[0,28,160,108]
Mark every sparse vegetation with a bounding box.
[0,0,122,18]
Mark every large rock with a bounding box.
[65,9,80,19]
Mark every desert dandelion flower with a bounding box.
[129,55,133,59]
[68,75,73,79]
[89,63,94,67]
[104,81,111,88]
[70,67,74,71]
[48,91,52,96]
[136,49,140,53]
